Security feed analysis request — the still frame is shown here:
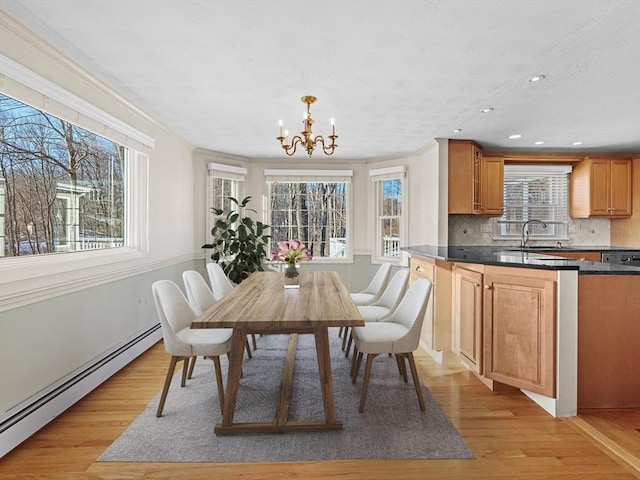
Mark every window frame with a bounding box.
[265,169,353,264]
[492,164,572,241]
[370,166,407,263]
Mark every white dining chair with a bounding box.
[152,279,232,417]
[349,262,392,306]
[206,262,258,355]
[350,278,433,412]
[343,269,410,356]
[206,262,235,301]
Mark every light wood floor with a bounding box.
[1,336,639,480]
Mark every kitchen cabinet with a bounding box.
[448,140,504,216]
[577,275,640,408]
[409,255,453,362]
[452,265,483,374]
[570,157,632,217]
[482,267,556,398]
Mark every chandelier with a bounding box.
[277,96,338,157]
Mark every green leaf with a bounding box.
[228,213,239,224]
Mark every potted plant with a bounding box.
[202,196,271,284]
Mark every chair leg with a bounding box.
[157,355,180,417]
[407,352,426,411]
[245,338,253,359]
[210,355,225,414]
[359,353,379,413]
[341,327,350,351]
[351,350,363,382]
[396,354,408,382]
[180,357,189,387]
[338,326,344,338]
[344,332,353,358]
[251,334,258,350]
[186,356,197,379]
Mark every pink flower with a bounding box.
[271,239,313,264]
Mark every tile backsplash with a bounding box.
[448,215,611,247]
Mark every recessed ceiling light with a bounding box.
[572,141,583,146]
[481,108,494,113]
[534,141,545,145]
[452,129,462,133]
[528,75,546,82]
[509,134,522,139]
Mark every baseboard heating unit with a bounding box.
[0,324,162,458]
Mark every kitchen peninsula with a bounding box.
[404,245,640,417]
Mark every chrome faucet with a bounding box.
[520,219,547,248]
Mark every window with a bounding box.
[370,166,406,260]
[0,94,127,257]
[0,55,153,308]
[265,169,352,261]
[493,165,572,240]
[206,162,246,228]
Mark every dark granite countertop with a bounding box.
[403,245,640,275]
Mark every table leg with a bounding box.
[219,328,246,429]
[314,327,337,425]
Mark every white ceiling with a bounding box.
[1,0,639,160]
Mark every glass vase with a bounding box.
[283,263,300,288]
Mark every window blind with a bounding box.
[494,165,572,239]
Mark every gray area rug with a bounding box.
[98,330,474,462]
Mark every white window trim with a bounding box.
[493,164,572,241]
[0,63,154,311]
[205,163,246,250]
[370,166,407,263]
[0,54,155,151]
[265,169,353,263]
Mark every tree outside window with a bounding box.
[0,94,125,257]
[269,181,348,259]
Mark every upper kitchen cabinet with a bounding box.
[448,140,504,216]
[570,157,632,218]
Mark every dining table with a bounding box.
[191,270,364,435]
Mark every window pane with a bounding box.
[380,217,400,257]
[0,94,125,257]
[382,179,402,216]
[269,182,348,259]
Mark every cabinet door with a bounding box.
[483,274,556,397]
[590,159,612,216]
[478,156,504,216]
[610,159,632,216]
[410,258,435,349]
[453,267,483,373]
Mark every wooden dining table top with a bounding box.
[191,270,364,330]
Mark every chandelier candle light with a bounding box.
[271,239,313,288]
[277,96,338,157]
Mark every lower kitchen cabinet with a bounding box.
[410,255,453,362]
[482,267,557,398]
[452,264,557,397]
[452,265,483,374]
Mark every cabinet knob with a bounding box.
[415,266,423,273]
[484,285,492,290]
[475,283,480,288]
